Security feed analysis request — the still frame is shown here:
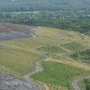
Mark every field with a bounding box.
[32,61,90,90]
[0,47,43,77]
[0,24,90,90]
[37,45,66,56]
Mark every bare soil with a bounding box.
[0,73,40,90]
[0,23,35,40]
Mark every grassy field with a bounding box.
[62,42,86,52]
[37,45,66,56]
[32,61,90,90]
[0,26,90,89]
[0,47,44,77]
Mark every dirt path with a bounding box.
[23,55,48,90]
[0,56,47,90]
[72,76,90,90]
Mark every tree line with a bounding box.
[0,11,90,36]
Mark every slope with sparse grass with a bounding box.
[37,45,66,56]
[0,47,44,77]
[0,26,90,90]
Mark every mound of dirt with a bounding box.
[0,23,36,40]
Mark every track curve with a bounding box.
[72,76,90,90]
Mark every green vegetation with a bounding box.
[32,61,90,90]
[0,11,90,36]
[84,79,90,90]
[0,0,90,89]
[71,49,90,64]
[0,0,90,13]
[37,46,65,56]
[0,0,90,36]
[62,42,86,52]
[79,78,90,90]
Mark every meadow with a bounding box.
[32,61,90,90]
[37,45,66,56]
[0,47,43,77]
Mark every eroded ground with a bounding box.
[0,73,40,90]
[0,23,40,90]
[0,23,35,40]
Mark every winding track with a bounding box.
[72,76,90,90]
[0,55,48,90]
[23,55,48,90]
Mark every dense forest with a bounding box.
[0,0,90,35]
[0,11,90,36]
[0,0,90,13]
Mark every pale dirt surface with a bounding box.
[0,73,40,90]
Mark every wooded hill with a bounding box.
[0,0,90,13]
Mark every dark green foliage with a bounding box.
[84,79,90,90]
[62,42,86,52]
[71,49,90,63]
[0,0,90,13]
[0,0,90,36]
[0,12,90,36]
